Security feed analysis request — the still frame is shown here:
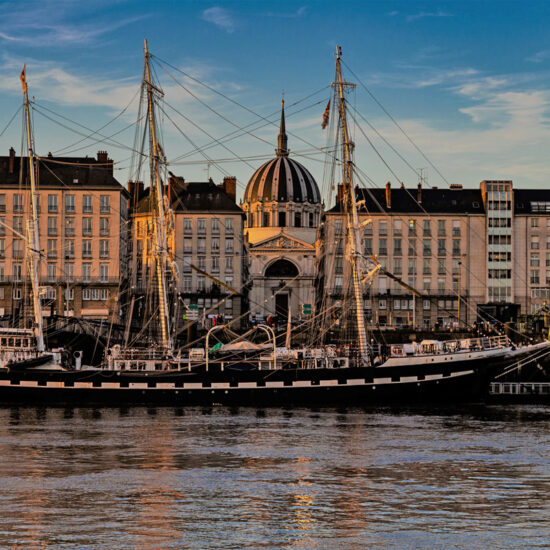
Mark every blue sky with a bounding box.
[1,0,550,203]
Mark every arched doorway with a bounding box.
[264,259,299,320]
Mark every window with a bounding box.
[12,239,23,258]
[531,270,540,284]
[531,218,539,228]
[183,257,192,273]
[294,212,301,227]
[408,240,416,256]
[184,238,192,253]
[393,238,402,256]
[65,194,75,213]
[65,240,75,259]
[99,263,109,282]
[100,217,109,236]
[225,238,234,254]
[334,220,342,235]
[47,263,56,283]
[13,288,21,300]
[48,217,57,236]
[211,218,219,233]
[423,259,431,275]
[408,258,415,275]
[379,221,387,236]
[0,194,5,212]
[0,217,5,236]
[278,211,286,227]
[452,220,460,236]
[452,239,460,256]
[530,254,540,267]
[100,289,109,301]
[379,299,386,310]
[65,217,75,236]
[546,253,550,267]
[82,289,91,301]
[82,263,91,283]
[379,238,387,256]
[408,219,416,236]
[211,257,219,272]
[531,236,540,250]
[13,194,23,212]
[198,219,206,233]
[81,195,92,213]
[0,239,4,258]
[225,256,233,272]
[82,240,92,258]
[99,240,109,258]
[393,219,402,235]
[0,262,4,281]
[198,256,206,270]
[65,263,74,282]
[198,238,206,253]
[438,258,446,275]
[423,278,431,291]
[48,194,58,213]
[184,218,192,233]
[47,239,57,258]
[225,276,233,288]
[197,276,205,291]
[437,239,446,256]
[183,276,192,292]
[364,238,373,255]
[100,195,110,213]
[65,288,74,301]
[12,263,22,282]
[393,258,402,274]
[438,220,446,236]
[423,220,431,236]
[12,216,23,234]
[335,256,343,274]
[423,239,431,256]
[82,217,92,236]
[210,237,219,254]
[225,218,233,234]
[437,278,445,292]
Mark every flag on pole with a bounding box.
[321,99,330,129]
[20,65,27,94]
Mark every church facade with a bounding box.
[241,101,323,323]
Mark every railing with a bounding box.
[490,382,550,396]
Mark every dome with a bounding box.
[243,100,321,205]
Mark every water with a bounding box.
[0,405,548,549]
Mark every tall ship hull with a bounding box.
[0,340,546,405]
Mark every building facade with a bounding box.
[319,180,550,329]
[242,101,323,323]
[0,148,128,322]
[130,176,246,330]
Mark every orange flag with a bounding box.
[20,65,27,94]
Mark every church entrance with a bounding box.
[275,293,289,321]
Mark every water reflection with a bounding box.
[0,405,547,549]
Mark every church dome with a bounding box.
[243,101,321,205]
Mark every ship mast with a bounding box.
[333,46,368,360]
[21,67,45,353]
[143,40,172,351]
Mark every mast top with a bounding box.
[335,45,342,60]
[276,98,289,157]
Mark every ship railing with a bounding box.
[390,335,510,357]
[490,382,550,395]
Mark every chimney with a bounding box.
[336,183,344,206]
[8,147,15,174]
[450,183,463,190]
[385,181,391,209]
[417,182,422,204]
[219,176,237,202]
[97,150,113,175]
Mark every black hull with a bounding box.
[0,351,516,406]
[5,353,53,372]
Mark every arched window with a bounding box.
[265,259,299,278]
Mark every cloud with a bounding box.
[201,6,235,33]
[266,6,307,17]
[526,50,550,63]
[406,10,453,23]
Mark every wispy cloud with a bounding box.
[266,6,307,18]
[202,6,236,33]
[406,10,453,23]
[526,50,550,63]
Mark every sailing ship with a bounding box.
[1,45,550,404]
[0,67,62,371]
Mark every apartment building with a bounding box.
[319,181,550,329]
[130,176,246,329]
[0,148,128,322]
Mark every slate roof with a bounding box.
[0,151,125,192]
[513,189,550,214]
[135,178,243,214]
[327,186,485,215]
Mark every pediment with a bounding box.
[252,234,314,251]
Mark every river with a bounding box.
[0,404,548,549]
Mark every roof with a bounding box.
[135,178,243,214]
[514,189,550,214]
[0,150,127,193]
[327,186,485,215]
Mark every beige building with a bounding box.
[0,149,128,322]
[130,176,246,330]
[319,180,550,329]
[242,102,322,323]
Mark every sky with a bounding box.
[1,0,550,205]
